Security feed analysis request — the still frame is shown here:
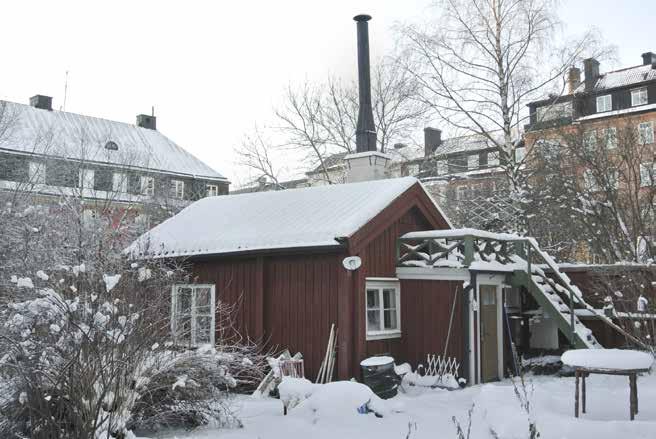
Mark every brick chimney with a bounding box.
[642,52,656,66]
[345,14,390,183]
[583,58,600,92]
[424,127,442,157]
[30,95,52,111]
[136,114,156,130]
[567,67,581,94]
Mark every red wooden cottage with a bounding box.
[128,176,462,380]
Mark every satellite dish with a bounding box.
[342,256,362,271]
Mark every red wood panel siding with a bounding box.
[263,253,342,379]
[399,279,465,368]
[192,258,260,339]
[353,206,449,377]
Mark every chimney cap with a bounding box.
[353,14,372,22]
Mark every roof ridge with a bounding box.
[600,63,649,76]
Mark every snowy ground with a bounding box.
[147,373,656,439]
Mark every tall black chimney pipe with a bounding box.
[354,14,377,153]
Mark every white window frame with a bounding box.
[140,176,154,196]
[638,122,654,144]
[515,147,526,164]
[596,94,612,113]
[365,279,401,340]
[28,161,45,184]
[583,169,599,192]
[112,172,128,193]
[583,130,597,151]
[640,163,655,187]
[631,88,648,107]
[487,152,499,167]
[78,169,95,189]
[170,179,185,199]
[171,284,216,347]
[604,127,618,149]
[206,184,219,197]
[467,154,479,170]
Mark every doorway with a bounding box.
[480,284,501,382]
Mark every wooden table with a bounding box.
[573,366,650,420]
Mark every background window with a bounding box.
[170,179,185,199]
[436,160,448,175]
[640,163,655,187]
[487,152,500,167]
[638,122,654,144]
[28,161,45,184]
[140,176,154,196]
[78,169,94,189]
[604,127,617,149]
[467,154,479,170]
[206,184,219,197]
[596,94,612,112]
[583,130,597,151]
[366,280,401,339]
[631,88,648,106]
[112,172,128,193]
[171,284,215,347]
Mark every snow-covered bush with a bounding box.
[0,263,266,438]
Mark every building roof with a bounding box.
[0,100,226,181]
[574,64,656,94]
[127,177,438,257]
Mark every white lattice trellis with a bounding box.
[424,354,460,381]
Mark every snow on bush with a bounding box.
[0,264,266,438]
[278,377,318,411]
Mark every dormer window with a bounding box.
[631,88,648,107]
[104,141,118,151]
[596,94,612,113]
[467,154,479,170]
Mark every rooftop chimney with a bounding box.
[583,58,600,92]
[424,127,442,157]
[30,95,52,111]
[567,67,581,94]
[136,114,156,130]
[354,14,377,153]
[344,15,391,183]
[642,52,656,66]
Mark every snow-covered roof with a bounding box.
[574,64,656,94]
[127,177,426,258]
[0,100,226,181]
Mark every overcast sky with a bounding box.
[1,1,653,187]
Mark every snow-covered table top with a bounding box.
[561,349,654,371]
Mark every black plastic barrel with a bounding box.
[360,356,401,399]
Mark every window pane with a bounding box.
[195,316,213,345]
[175,313,192,344]
[366,289,379,309]
[383,289,396,309]
[367,310,381,332]
[176,287,192,315]
[384,310,398,330]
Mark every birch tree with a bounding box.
[401,0,604,191]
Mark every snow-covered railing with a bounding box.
[397,229,649,350]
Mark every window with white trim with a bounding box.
[171,284,215,347]
[638,122,654,144]
[112,172,128,193]
[583,169,598,192]
[28,161,45,184]
[78,169,95,189]
[365,280,401,340]
[596,94,612,113]
[467,154,479,170]
[604,127,617,149]
[170,179,185,199]
[640,163,655,187]
[487,151,499,167]
[206,184,219,197]
[515,146,526,163]
[583,130,597,151]
[140,176,154,196]
[631,88,648,107]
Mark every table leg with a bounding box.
[629,374,635,421]
[582,372,586,414]
[575,370,580,418]
[635,375,639,414]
